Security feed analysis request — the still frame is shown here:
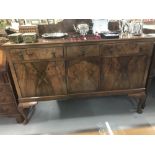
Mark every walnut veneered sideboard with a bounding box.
[2,36,155,124]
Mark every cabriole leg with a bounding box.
[128,92,146,114]
[18,101,38,124]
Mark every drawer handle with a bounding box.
[80,50,85,56]
[26,51,33,55]
[18,52,24,60]
[51,52,56,58]
[51,48,56,58]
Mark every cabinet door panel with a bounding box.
[67,58,99,93]
[14,61,67,97]
[101,55,149,90]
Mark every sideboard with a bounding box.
[2,35,155,124]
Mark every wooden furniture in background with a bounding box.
[0,47,24,123]
[19,25,39,35]
[2,36,155,124]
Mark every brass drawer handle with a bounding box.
[51,52,56,58]
[80,46,87,56]
[26,51,33,55]
[18,51,24,60]
[51,48,56,58]
[80,50,85,56]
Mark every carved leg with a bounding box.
[18,105,28,124]
[137,93,146,113]
[18,101,38,124]
[137,101,143,114]
[128,92,146,114]
[141,100,146,109]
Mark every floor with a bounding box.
[1,79,155,135]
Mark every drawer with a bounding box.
[0,104,17,114]
[9,48,26,61]
[67,45,99,58]
[9,47,64,61]
[100,42,153,57]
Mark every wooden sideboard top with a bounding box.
[2,34,155,48]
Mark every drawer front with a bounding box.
[9,48,26,61]
[101,42,153,57]
[0,104,17,114]
[9,47,64,61]
[67,45,99,58]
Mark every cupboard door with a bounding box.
[13,61,67,97]
[100,55,150,91]
[67,57,99,93]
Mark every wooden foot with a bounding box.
[141,103,146,109]
[137,102,143,114]
[128,92,146,114]
[18,101,38,124]
[16,115,24,123]
[18,106,27,124]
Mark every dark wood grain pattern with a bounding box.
[101,55,149,91]
[67,57,99,93]
[14,61,67,97]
